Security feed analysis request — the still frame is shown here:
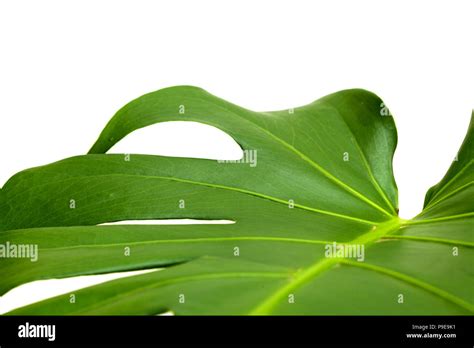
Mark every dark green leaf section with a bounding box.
[8,257,292,315]
[421,113,474,219]
[0,87,472,315]
[0,219,364,295]
[7,255,471,316]
[0,154,381,231]
[89,86,398,218]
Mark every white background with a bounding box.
[0,0,472,313]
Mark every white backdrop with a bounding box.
[0,0,472,313]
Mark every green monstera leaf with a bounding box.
[0,87,472,315]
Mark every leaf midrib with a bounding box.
[249,217,474,314]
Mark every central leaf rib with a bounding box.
[249,218,405,314]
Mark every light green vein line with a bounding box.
[148,174,379,224]
[40,236,332,252]
[427,159,473,204]
[340,260,474,312]
[22,172,376,226]
[408,213,474,225]
[381,235,474,247]
[423,181,473,212]
[255,126,394,218]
